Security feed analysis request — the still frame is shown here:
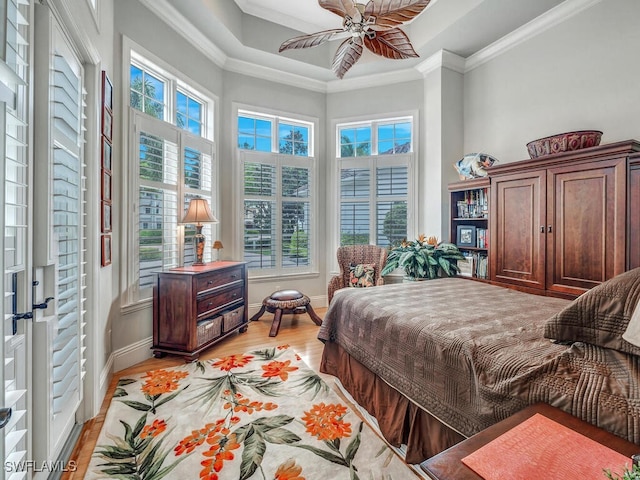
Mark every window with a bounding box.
[128,52,215,302]
[237,109,316,275]
[337,116,415,247]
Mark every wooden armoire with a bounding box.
[488,140,640,298]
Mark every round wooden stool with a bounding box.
[250,289,323,337]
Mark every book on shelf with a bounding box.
[458,252,488,279]
[458,255,474,277]
[456,188,489,219]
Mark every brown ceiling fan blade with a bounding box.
[332,37,363,79]
[319,0,360,19]
[365,0,431,30]
[364,28,418,59]
[279,29,346,52]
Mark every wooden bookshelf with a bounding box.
[449,178,490,280]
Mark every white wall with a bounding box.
[464,0,640,163]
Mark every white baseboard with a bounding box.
[99,353,114,404]
[109,295,327,373]
[112,336,154,372]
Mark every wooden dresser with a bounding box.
[152,261,248,361]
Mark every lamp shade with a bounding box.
[213,240,224,250]
[181,198,218,225]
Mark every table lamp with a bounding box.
[181,198,218,265]
[212,240,224,261]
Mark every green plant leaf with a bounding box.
[262,427,301,444]
[239,430,266,480]
[119,400,153,412]
[293,372,330,399]
[250,415,295,431]
[154,385,189,409]
[117,378,138,387]
[294,444,349,467]
[345,421,363,463]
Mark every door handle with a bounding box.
[540,225,545,233]
[0,408,11,429]
[11,274,54,335]
[33,297,54,310]
[547,225,553,233]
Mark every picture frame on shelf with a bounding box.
[102,201,112,233]
[457,225,476,247]
[101,235,112,267]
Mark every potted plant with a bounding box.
[381,234,465,280]
[604,464,640,479]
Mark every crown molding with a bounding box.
[465,0,603,72]
[142,0,603,93]
[224,57,328,93]
[326,67,422,93]
[415,50,466,76]
[139,0,228,68]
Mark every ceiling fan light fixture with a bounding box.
[278,0,431,79]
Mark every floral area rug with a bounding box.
[86,345,417,479]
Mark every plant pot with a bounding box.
[402,276,432,283]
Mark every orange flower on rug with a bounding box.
[87,346,417,479]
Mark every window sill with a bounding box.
[121,297,153,315]
[249,271,320,283]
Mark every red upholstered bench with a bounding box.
[250,289,322,337]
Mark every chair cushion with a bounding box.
[349,263,376,288]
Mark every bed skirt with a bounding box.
[320,341,465,464]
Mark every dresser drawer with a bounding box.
[195,266,244,294]
[196,285,244,317]
[223,305,245,333]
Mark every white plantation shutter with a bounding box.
[133,111,216,299]
[339,155,411,247]
[32,9,87,465]
[2,0,30,475]
[241,151,314,274]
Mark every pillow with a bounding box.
[622,298,640,347]
[543,268,640,355]
[349,263,376,288]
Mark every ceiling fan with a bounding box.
[279,0,431,79]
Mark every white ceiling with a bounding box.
[151,0,569,89]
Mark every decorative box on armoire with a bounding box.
[152,261,248,362]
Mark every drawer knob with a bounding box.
[232,274,238,278]
[232,293,237,298]
[207,302,213,307]
[207,280,214,285]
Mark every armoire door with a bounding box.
[545,158,627,295]
[490,170,546,290]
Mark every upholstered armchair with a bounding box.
[328,245,388,304]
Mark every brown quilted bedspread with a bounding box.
[318,278,640,443]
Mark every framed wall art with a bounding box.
[101,235,112,267]
[102,170,112,202]
[102,136,112,171]
[100,70,114,267]
[102,201,112,233]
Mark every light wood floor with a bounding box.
[63,308,347,479]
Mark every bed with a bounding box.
[318,270,640,464]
